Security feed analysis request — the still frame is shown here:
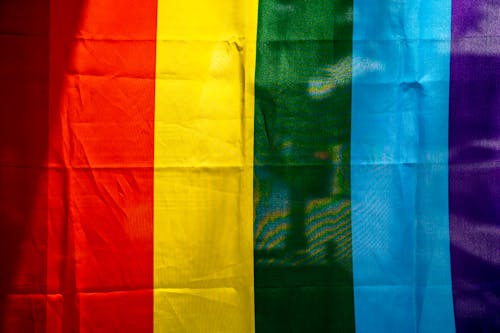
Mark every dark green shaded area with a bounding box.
[253,0,354,332]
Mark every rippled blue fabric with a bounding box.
[351,1,456,332]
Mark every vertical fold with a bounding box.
[351,0,455,332]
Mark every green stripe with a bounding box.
[253,1,355,332]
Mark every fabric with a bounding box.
[154,1,256,332]
[351,1,455,332]
[254,0,354,331]
[0,0,498,332]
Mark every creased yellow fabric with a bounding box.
[154,1,258,332]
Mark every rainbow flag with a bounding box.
[0,0,498,332]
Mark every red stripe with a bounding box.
[47,1,156,332]
[0,1,50,332]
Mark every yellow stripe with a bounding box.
[154,1,258,332]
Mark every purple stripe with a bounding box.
[449,1,500,332]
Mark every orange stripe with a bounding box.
[47,1,157,332]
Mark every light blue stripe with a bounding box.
[351,1,455,332]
